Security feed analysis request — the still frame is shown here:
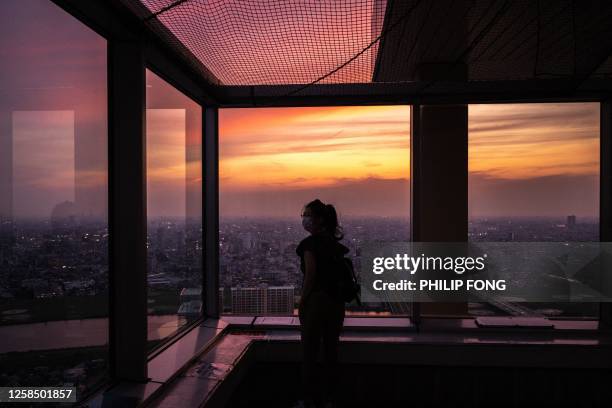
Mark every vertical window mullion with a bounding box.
[600,100,612,329]
[109,39,148,381]
[410,104,422,326]
[204,107,220,318]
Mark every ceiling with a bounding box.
[119,0,612,105]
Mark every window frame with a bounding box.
[143,65,206,354]
[464,101,603,322]
[0,1,113,401]
[216,104,413,318]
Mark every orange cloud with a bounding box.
[469,103,599,180]
[220,106,411,191]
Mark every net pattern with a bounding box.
[119,0,612,99]
[124,0,387,86]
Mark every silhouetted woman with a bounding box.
[296,199,349,408]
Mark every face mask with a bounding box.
[302,216,314,232]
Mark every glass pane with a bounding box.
[0,0,108,398]
[219,106,411,316]
[468,103,600,318]
[146,69,202,349]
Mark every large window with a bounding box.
[145,69,202,347]
[468,103,600,318]
[219,106,411,315]
[0,0,108,397]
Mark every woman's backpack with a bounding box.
[331,255,362,305]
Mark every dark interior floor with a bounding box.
[227,362,612,408]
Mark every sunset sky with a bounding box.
[219,103,599,218]
[220,106,411,190]
[0,0,601,220]
[468,103,599,218]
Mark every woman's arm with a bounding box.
[300,250,317,307]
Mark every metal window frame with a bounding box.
[50,0,219,384]
[141,63,209,357]
[204,107,220,318]
[600,99,612,329]
[108,39,148,382]
[410,104,422,326]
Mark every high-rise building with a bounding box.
[266,286,295,314]
[227,286,295,315]
[178,287,202,319]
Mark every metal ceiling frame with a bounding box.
[53,0,612,108]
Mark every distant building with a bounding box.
[231,287,265,314]
[178,287,202,318]
[266,286,295,314]
[567,215,576,228]
[50,201,79,230]
[223,286,295,315]
[219,287,232,313]
[240,232,257,251]
[180,287,201,301]
[178,300,202,318]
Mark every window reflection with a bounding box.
[145,69,202,348]
[0,0,108,397]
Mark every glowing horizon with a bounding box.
[219,103,599,218]
[5,103,599,218]
[220,103,599,188]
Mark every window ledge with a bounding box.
[420,317,600,334]
[147,318,228,384]
[144,326,612,407]
[84,318,227,408]
[83,316,608,407]
[226,314,599,334]
[246,315,415,331]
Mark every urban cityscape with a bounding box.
[0,213,599,394]
[0,214,599,324]
[0,213,600,318]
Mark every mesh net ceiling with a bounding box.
[120,0,612,101]
[124,0,387,86]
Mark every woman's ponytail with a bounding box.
[324,204,343,240]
